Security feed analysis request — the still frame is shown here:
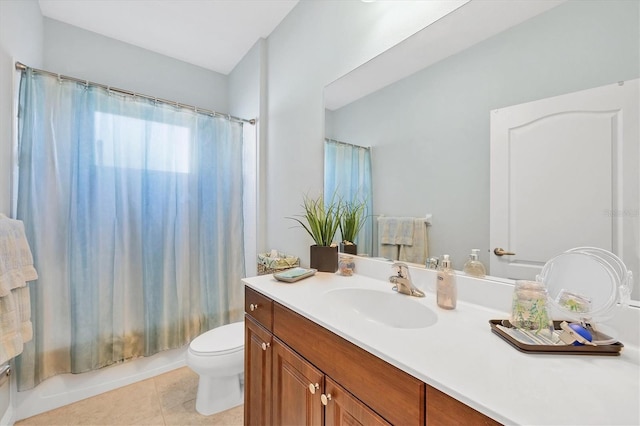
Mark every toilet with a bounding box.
[186,321,245,416]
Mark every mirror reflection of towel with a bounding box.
[379,217,414,245]
[378,217,428,264]
[399,218,429,265]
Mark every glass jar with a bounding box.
[510,280,552,333]
[338,255,355,276]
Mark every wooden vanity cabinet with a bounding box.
[244,286,500,426]
[272,302,424,425]
[245,286,418,425]
[244,316,272,426]
[245,286,273,329]
[272,337,324,425]
[426,386,501,426]
[324,377,391,426]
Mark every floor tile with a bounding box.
[163,399,243,426]
[15,367,243,426]
[210,405,243,426]
[153,367,199,410]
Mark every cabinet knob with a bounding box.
[320,393,332,405]
[308,383,319,394]
[261,342,270,351]
[249,303,259,311]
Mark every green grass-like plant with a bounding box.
[288,193,341,246]
[339,198,367,244]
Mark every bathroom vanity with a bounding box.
[242,257,640,425]
[244,286,497,425]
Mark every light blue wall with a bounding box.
[326,0,640,269]
[264,1,451,266]
[0,0,43,218]
[43,18,228,112]
[229,39,266,277]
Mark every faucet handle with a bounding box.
[426,257,439,270]
[392,262,410,278]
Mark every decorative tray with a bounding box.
[273,267,317,283]
[489,319,623,356]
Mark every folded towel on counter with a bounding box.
[0,214,37,364]
[378,217,415,245]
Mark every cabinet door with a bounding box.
[274,303,425,425]
[272,338,324,426]
[245,316,273,426]
[323,377,390,426]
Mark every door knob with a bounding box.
[321,393,332,405]
[494,248,516,256]
[308,383,319,394]
[249,303,259,311]
[261,342,270,351]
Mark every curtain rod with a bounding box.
[15,62,256,126]
[325,138,370,150]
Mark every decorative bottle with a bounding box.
[437,254,457,310]
[463,249,486,278]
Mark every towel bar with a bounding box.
[377,214,432,225]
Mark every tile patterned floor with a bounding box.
[15,367,243,426]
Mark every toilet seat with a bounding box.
[189,321,244,356]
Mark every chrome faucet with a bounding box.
[389,262,425,297]
[425,257,439,270]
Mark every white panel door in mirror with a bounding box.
[490,79,639,282]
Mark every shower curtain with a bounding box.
[14,70,245,390]
[324,139,373,255]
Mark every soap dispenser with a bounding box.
[463,249,486,278]
[437,254,457,310]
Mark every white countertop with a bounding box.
[243,262,640,425]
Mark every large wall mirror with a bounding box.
[324,0,640,300]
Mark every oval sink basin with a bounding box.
[323,288,437,329]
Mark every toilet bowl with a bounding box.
[186,321,244,416]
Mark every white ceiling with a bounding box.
[38,0,299,75]
[325,0,566,110]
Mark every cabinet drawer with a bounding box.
[273,302,426,425]
[245,287,273,331]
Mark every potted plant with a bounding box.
[338,198,367,255]
[288,193,340,272]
